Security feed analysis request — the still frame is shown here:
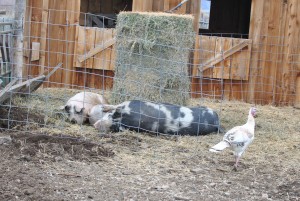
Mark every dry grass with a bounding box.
[3,88,300,200]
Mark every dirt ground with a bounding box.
[0,88,299,201]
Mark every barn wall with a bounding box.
[23,0,300,106]
[192,0,300,106]
[248,0,300,105]
[23,0,114,90]
[23,0,199,91]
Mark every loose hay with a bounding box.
[0,88,300,200]
[112,12,196,105]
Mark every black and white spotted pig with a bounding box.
[94,100,221,135]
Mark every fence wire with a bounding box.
[0,6,299,134]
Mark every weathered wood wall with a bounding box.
[192,0,300,106]
[191,35,252,101]
[248,0,300,105]
[23,0,300,106]
[23,0,114,90]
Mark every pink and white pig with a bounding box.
[61,92,108,125]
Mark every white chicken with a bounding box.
[209,107,257,169]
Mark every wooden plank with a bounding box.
[213,37,232,80]
[46,0,67,87]
[109,29,116,71]
[0,79,18,95]
[231,38,252,80]
[63,0,80,86]
[255,0,272,104]
[31,42,40,61]
[215,37,232,99]
[23,0,32,78]
[201,36,216,78]
[282,0,300,104]
[191,35,201,77]
[79,0,88,26]
[0,79,18,103]
[73,26,81,67]
[153,0,164,11]
[278,0,299,104]
[191,35,220,99]
[143,0,153,11]
[189,0,200,31]
[73,26,96,68]
[261,0,282,104]
[27,0,43,77]
[78,36,115,63]
[93,29,115,70]
[38,0,49,74]
[44,62,62,80]
[248,0,265,103]
[132,0,143,11]
[200,40,250,72]
[164,0,170,11]
[17,63,60,95]
[23,41,30,57]
[0,76,45,104]
[274,1,288,104]
[73,67,85,89]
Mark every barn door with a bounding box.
[192,35,252,80]
[73,26,116,71]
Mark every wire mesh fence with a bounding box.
[0,5,299,134]
[0,3,300,201]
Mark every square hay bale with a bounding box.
[111,12,196,105]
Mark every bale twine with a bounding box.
[111,12,196,105]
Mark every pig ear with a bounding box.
[102,104,117,112]
[65,105,71,112]
[60,105,70,112]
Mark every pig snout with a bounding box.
[62,92,108,125]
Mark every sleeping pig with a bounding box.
[94,100,222,135]
[61,92,108,125]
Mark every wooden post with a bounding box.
[13,0,26,82]
[39,0,49,74]
[295,74,300,108]
[247,0,265,103]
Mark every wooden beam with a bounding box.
[77,37,116,63]
[38,0,49,74]
[0,63,61,104]
[0,76,45,104]
[92,16,106,28]
[199,40,251,72]
[0,79,18,96]
[247,0,266,103]
[18,75,46,94]
[44,62,62,80]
